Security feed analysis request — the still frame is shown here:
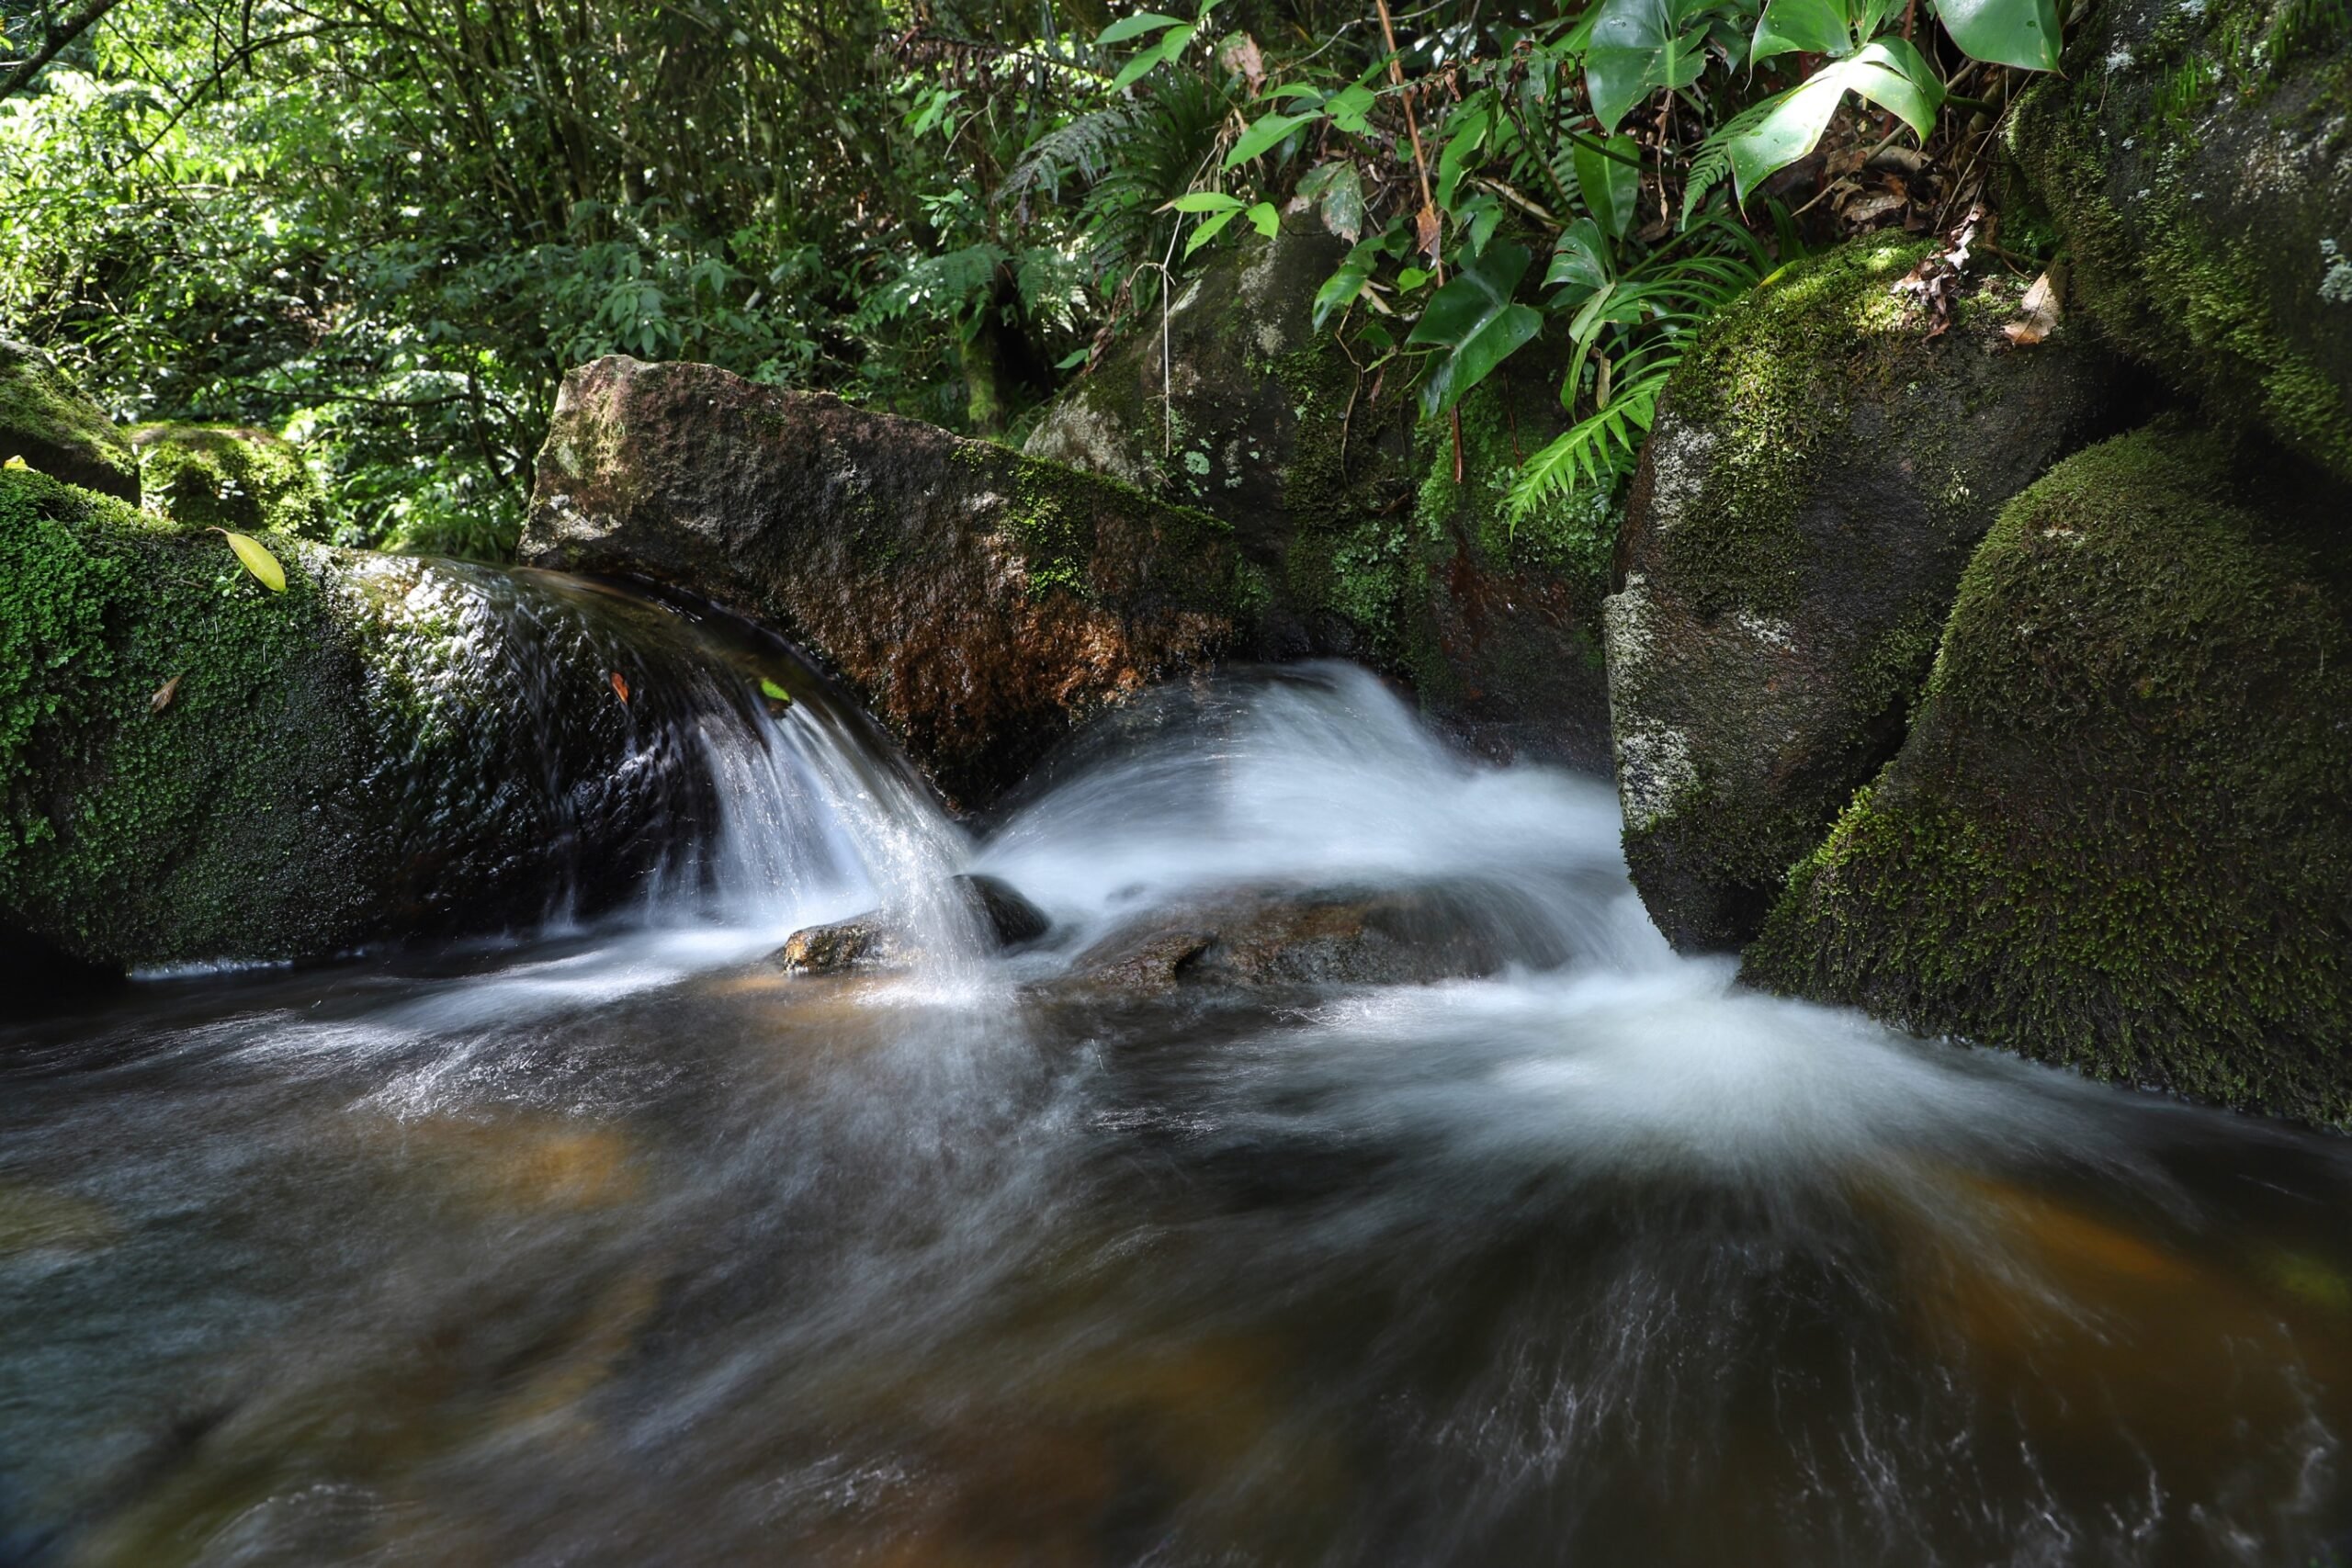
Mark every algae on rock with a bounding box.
[1603,237,2127,952]
[1744,425,2352,1128]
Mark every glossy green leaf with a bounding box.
[1225,110,1316,167]
[1937,0,2060,70]
[1586,0,1714,130]
[1164,190,1244,212]
[1110,48,1163,90]
[758,677,793,705]
[1545,218,1614,295]
[1246,201,1279,238]
[216,529,287,592]
[1406,241,1544,419]
[1096,11,1182,46]
[1751,0,1855,61]
[1573,135,1643,240]
[1726,39,1943,198]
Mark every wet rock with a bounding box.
[956,872,1049,948]
[2007,0,2352,482]
[775,875,1051,974]
[130,422,334,540]
[1025,218,1616,771]
[521,356,1240,808]
[0,337,139,502]
[0,468,735,970]
[1041,883,1555,1001]
[774,915,895,975]
[1743,423,2352,1129]
[1604,239,2128,953]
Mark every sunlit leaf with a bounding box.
[2,456,26,470]
[1183,206,1243,255]
[1937,0,2060,70]
[1752,0,1854,62]
[1096,11,1183,46]
[758,677,794,705]
[1406,241,1544,419]
[1163,190,1244,213]
[1246,201,1279,238]
[214,529,286,592]
[1725,39,1943,199]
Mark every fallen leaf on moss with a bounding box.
[211,528,286,592]
[2005,270,2063,346]
[149,673,184,714]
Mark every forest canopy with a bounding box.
[1,0,2054,558]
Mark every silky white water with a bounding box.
[3,629,2346,1567]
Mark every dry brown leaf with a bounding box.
[2004,269,2064,347]
[1218,34,1266,93]
[609,671,630,705]
[149,673,183,715]
[1415,203,1442,263]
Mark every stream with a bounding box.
[2,586,2348,1567]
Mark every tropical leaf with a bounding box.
[214,529,287,592]
[1724,39,1943,198]
[1937,0,2061,69]
[1225,110,1317,166]
[1406,241,1544,419]
[1573,135,1643,241]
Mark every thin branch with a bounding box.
[0,0,131,103]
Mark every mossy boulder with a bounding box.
[2007,0,2352,481]
[1744,425,2352,1128]
[0,338,139,503]
[1603,238,2128,952]
[522,355,1240,808]
[1,468,727,973]
[1023,220,1617,769]
[130,423,334,540]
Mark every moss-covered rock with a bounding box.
[0,338,139,503]
[1,468,728,972]
[1023,219,1616,769]
[2007,0,2352,481]
[131,422,334,540]
[523,355,1240,808]
[1603,238,2129,951]
[1744,425,2352,1128]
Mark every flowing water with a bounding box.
[2,589,2348,1568]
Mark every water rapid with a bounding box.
[2,616,2347,1567]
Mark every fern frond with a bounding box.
[1506,377,1665,523]
[1002,107,1136,203]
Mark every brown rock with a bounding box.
[522,358,1242,808]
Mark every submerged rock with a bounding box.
[1743,424,2352,1128]
[0,337,139,502]
[0,468,732,973]
[522,356,1240,808]
[130,422,334,540]
[2007,0,2352,482]
[1604,239,2125,952]
[1025,219,1617,769]
[1040,882,1559,1001]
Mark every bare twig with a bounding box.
[0,0,131,103]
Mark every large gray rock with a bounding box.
[1026,220,1618,769]
[523,356,1241,809]
[0,338,139,502]
[2007,0,2352,482]
[0,467,735,972]
[1744,423,2352,1129]
[1603,238,2125,952]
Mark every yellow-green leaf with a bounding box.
[217,529,287,592]
[2,456,27,469]
[758,677,794,705]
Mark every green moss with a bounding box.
[0,468,375,966]
[1745,425,2352,1127]
[1653,237,1939,620]
[2006,6,2352,480]
[0,343,139,500]
[1001,449,1237,609]
[132,423,334,541]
